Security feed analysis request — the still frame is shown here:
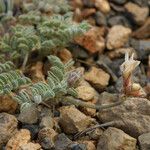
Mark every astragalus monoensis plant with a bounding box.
[120,52,146,97]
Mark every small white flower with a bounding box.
[120,52,146,97]
[120,52,140,78]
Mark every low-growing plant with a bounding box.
[0,13,90,69]
[23,0,71,14]
[0,0,14,22]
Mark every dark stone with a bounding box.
[69,44,89,59]
[40,137,55,150]
[95,11,107,26]
[107,15,132,28]
[83,0,95,7]
[55,133,72,150]
[110,0,127,5]
[129,38,150,60]
[22,124,39,140]
[54,110,60,117]
[68,143,87,150]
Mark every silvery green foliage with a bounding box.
[0,0,14,21]
[23,0,71,14]
[0,61,31,95]
[0,61,14,73]
[15,55,78,109]
[0,13,89,63]
[38,13,90,53]
[0,25,41,60]
[19,11,42,25]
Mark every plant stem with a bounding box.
[22,52,29,71]
[64,96,125,110]
[74,121,115,140]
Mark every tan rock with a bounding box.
[84,67,110,89]
[39,116,54,129]
[20,142,41,150]
[97,127,137,150]
[76,85,96,101]
[59,105,93,134]
[80,101,96,117]
[18,104,39,124]
[125,2,149,25]
[107,48,137,59]
[0,113,18,147]
[30,61,45,82]
[97,95,150,138]
[78,80,100,101]
[106,25,131,50]
[132,18,150,39]
[58,49,72,63]
[79,140,96,150]
[81,8,96,19]
[6,129,31,150]
[88,128,103,140]
[95,0,110,14]
[0,95,17,113]
[38,127,57,149]
[75,27,105,54]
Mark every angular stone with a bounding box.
[132,18,150,39]
[0,95,17,113]
[138,132,150,150]
[55,133,72,150]
[76,85,96,101]
[97,96,150,138]
[18,104,39,124]
[6,129,31,150]
[95,0,110,14]
[95,11,107,26]
[84,67,110,90]
[68,142,87,150]
[106,25,131,50]
[75,27,105,54]
[107,15,131,27]
[19,142,41,150]
[38,127,57,149]
[97,127,137,150]
[39,115,54,129]
[80,101,96,117]
[125,2,149,25]
[79,140,96,150]
[0,113,18,147]
[59,105,93,134]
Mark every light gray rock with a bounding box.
[97,93,150,138]
[0,113,18,146]
[18,104,39,124]
[138,132,150,150]
[97,127,137,150]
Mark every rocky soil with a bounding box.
[0,0,150,150]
